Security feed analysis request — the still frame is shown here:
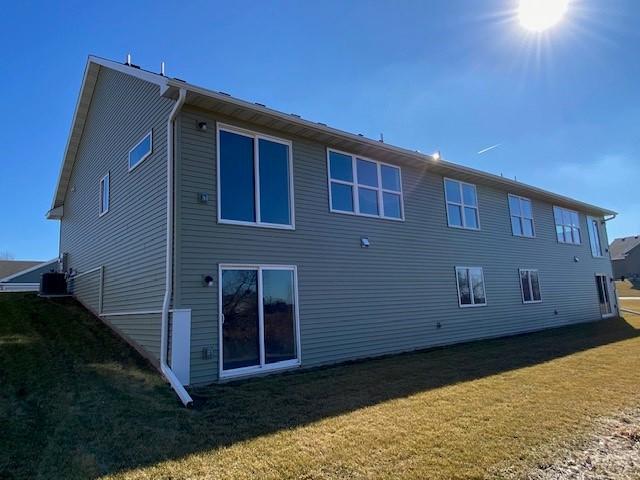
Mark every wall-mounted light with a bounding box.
[197,121,208,132]
[573,256,580,263]
[198,192,209,204]
[361,237,370,248]
[203,275,214,287]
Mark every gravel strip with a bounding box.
[518,408,640,479]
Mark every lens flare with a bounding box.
[519,0,569,32]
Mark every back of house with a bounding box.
[48,56,618,393]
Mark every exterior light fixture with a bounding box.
[361,237,370,248]
[197,121,208,132]
[203,275,214,287]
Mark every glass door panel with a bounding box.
[595,275,612,317]
[263,269,296,364]
[221,269,260,370]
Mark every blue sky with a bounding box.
[1,0,638,260]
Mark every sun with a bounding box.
[518,0,569,32]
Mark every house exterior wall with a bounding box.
[612,248,640,279]
[59,67,174,361]
[176,106,615,385]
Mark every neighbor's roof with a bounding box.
[0,260,46,281]
[609,236,640,261]
[48,55,617,218]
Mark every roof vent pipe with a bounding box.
[161,87,192,407]
[125,53,131,66]
[161,62,165,76]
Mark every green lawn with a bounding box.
[616,279,640,297]
[2,292,640,480]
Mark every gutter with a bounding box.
[160,87,192,407]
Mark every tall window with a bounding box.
[508,194,534,237]
[519,269,542,303]
[220,265,300,377]
[217,124,294,229]
[553,206,581,244]
[327,149,403,220]
[99,173,109,216]
[587,216,603,257]
[445,179,479,229]
[455,266,487,307]
[128,131,153,171]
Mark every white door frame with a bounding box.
[218,264,301,380]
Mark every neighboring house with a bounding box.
[610,235,640,280]
[0,259,58,292]
[47,56,618,405]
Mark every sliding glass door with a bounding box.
[220,265,300,377]
[595,274,613,318]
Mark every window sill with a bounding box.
[448,223,481,231]
[219,359,301,380]
[329,208,405,222]
[218,219,295,231]
[459,303,487,308]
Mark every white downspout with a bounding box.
[161,87,192,407]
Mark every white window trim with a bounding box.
[519,268,542,304]
[216,123,295,230]
[326,148,405,221]
[218,264,302,380]
[128,130,153,172]
[99,172,109,217]
[553,206,582,245]
[587,216,604,258]
[508,194,535,238]
[455,266,487,308]
[444,178,481,230]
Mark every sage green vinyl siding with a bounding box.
[59,67,173,360]
[176,108,614,385]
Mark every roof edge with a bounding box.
[0,258,59,283]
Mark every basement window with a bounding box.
[455,266,487,307]
[519,269,542,303]
[128,131,153,171]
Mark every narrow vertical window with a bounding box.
[519,269,542,303]
[99,173,109,216]
[327,149,403,220]
[508,194,535,237]
[218,125,293,228]
[455,266,487,307]
[553,206,581,245]
[587,216,603,257]
[445,179,479,229]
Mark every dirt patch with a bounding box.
[517,409,640,479]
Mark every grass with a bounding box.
[1,292,640,480]
[616,279,640,297]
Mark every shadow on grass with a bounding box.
[1,292,639,479]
